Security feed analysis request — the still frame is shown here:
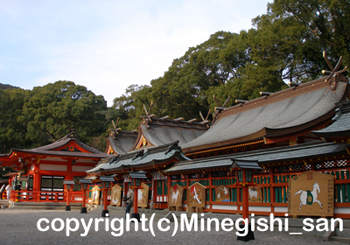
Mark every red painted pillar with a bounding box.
[80,188,87,213]
[167,176,170,206]
[242,185,249,222]
[133,187,138,214]
[209,172,212,210]
[33,171,40,192]
[242,170,249,223]
[82,189,86,208]
[101,185,110,217]
[103,188,108,211]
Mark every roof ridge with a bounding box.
[217,75,340,119]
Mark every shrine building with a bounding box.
[0,133,109,206]
[86,64,350,218]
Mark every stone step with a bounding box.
[330,236,350,243]
[336,228,350,237]
[0,200,9,207]
[9,205,81,210]
[6,201,82,210]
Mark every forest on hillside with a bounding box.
[0,0,349,154]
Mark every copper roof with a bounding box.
[182,76,349,153]
[165,141,349,173]
[129,116,208,151]
[87,141,189,174]
[107,130,138,155]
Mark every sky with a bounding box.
[0,0,271,107]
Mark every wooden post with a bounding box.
[209,172,213,210]
[101,187,109,217]
[270,167,275,214]
[133,187,138,214]
[242,186,249,221]
[81,189,87,213]
[131,187,141,222]
[237,169,255,242]
[167,176,171,207]
[242,170,249,223]
[65,189,71,211]
[33,171,40,192]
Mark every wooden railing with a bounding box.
[8,190,85,203]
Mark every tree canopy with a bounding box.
[0,81,107,153]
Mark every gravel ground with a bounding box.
[0,209,346,245]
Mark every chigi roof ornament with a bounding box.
[212,95,230,124]
[143,101,154,122]
[199,109,210,125]
[322,51,348,90]
[64,129,77,139]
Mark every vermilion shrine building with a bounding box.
[0,133,108,205]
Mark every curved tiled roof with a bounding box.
[182,76,348,153]
[29,136,102,154]
[2,135,109,159]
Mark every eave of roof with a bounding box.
[32,137,102,154]
[0,135,109,164]
[87,141,190,174]
[7,149,109,159]
[313,101,350,138]
[164,141,349,173]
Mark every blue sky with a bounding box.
[0,0,271,106]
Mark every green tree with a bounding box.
[18,81,107,147]
[268,0,350,67]
[0,88,29,153]
[112,84,150,131]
